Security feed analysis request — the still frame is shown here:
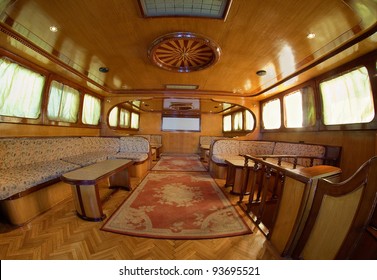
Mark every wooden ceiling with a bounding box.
[1,0,377,102]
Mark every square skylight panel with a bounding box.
[139,0,232,19]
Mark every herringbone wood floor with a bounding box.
[0,161,282,260]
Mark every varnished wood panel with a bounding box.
[135,111,223,154]
[0,181,72,225]
[270,177,305,254]
[0,123,100,138]
[301,187,363,260]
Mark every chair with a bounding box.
[292,156,377,259]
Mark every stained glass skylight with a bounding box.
[138,0,232,19]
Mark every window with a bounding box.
[131,112,139,129]
[108,106,140,130]
[0,58,45,119]
[82,94,101,125]
[223,115,232,132]
[262,98,281,129]
[245,110,255,131]
[320,66,374,125]
[119,108,130,128]
[222,109,255,133]
[283,87,316,128]
[233,111,243,131]
[47,80,80,123]
[109,106,119,127]
[162,116,200,131]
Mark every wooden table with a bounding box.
[61,159,133,221]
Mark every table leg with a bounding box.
[71,184,106,221]
[109,168,132,191]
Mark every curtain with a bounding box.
[263,98,281,129]
[0,58,45,118]
[283,87,316,128]
[245,110,255,130]
[109,106,119,127]
[131,112,139,129]
[47,80,79,123]
[82,94,101,125]
[120,109,130,128]
[320,67,374,125]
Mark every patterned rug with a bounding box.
[101,172,252,239]
[152,154,207,171]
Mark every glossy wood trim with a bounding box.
[0,22,108,93]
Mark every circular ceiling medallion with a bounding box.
[148,32,221,73]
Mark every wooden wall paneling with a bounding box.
[0,123,100,138]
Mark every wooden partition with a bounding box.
[239,155,342,257]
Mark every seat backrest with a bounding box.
[292,156,377,259]
[211,139,239,155]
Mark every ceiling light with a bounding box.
[256,70,267,76]
[307,33,316,39]
[49,26,58,32]
[99,67,109,73]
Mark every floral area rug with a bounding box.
[101,172,252,239]
[152,154,207,171]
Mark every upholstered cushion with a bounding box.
[239,141,275,155]
[0,137,80,169]
[199,136,213,146]
[112,152,148,162]
[61,151,114,167]
[80,137,120,154]
[119,137,150,153]
[212,139,240,155]
[273,142,326,167]
[212,154,244,164]
[0,160,79,200]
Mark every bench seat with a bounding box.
[112,152,148,162]
[61,151,114,167]
[0,136,153,225]
[209,139,340,179]
[0,160,79,200]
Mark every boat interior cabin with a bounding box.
[0,0,377,262]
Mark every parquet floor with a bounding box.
[0,159,283,260]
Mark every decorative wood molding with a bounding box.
[148,32,221,73]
